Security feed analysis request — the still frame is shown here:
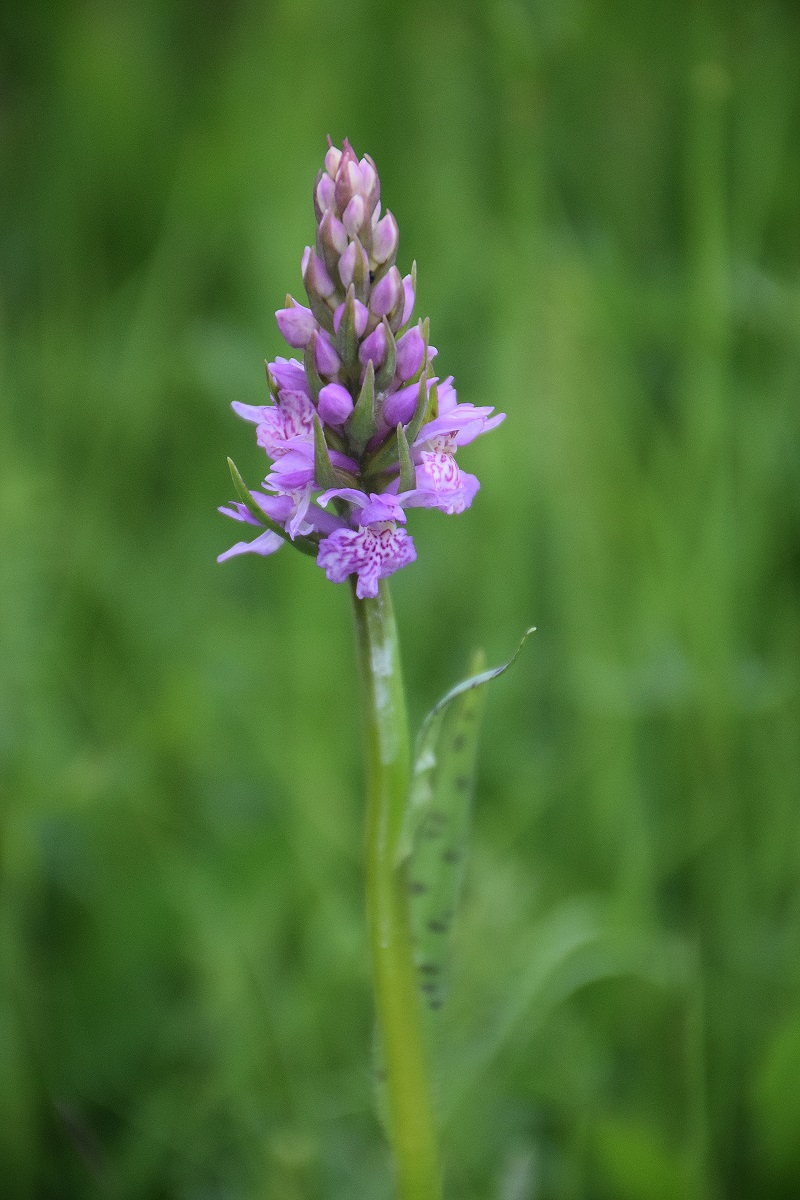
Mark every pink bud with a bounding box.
[324,145,342,177]
[384,378,432,427]
[346,160,363,195]
[401,274,415,325]
[275,301,316,348]
[314,330,341,376]
[359,322,387,369]
[359,158,377,197]
[339,239,369,290]
[304,247,335,299]
[318,382,354,426]
[396,324,425,381]
[316,173,335,213]
[319,210,348,256]
[334,142,360,212]
[361,153,381,214]
[333,298,369,338]
[343,195,366,237]
[370,267,402,318]
[372,212,399,264]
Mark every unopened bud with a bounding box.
[343,194,366,238]
[317,210,348,278]
[370,266,402,319]
[314,329,341,376]
[324,143,342,177]
[360,154,381,216]
[395,323,425,381]
[333,295,369,338]
[401,272,415,326]
[358,321,387,369]
[339,237,369,296]
[303,246,336,300]
[318,382,354,426]
[334,141,360,213]
[275,298,316,348]
[372,211,399,265]
[383,376,434,427]
[315,172,335,217]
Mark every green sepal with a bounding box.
[264,361,279,402]
[226,458,319,557]
[374,318,397,391]
[313,413,339,491]
[396,423,416,493]
[335,285,360,376]
[399,628,535,1012]
[351,236,370,305]
[345,359,376,455]
[303,333,324,403]
[405,373,435,448]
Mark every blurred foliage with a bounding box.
[2,0,800,1197]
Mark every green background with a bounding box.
[2,0,800,1196]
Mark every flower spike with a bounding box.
[218,139,505,588]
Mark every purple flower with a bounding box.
[269,357,311,396]
[216,492,289,562]
[318,487,409,526]
[317,524,416,599]
[416,385,506,447]
[248,391,315,459]
[265,442,357,494]
[410,453,480,515]
[217,528,285,563]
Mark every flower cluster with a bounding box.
[218,139,504,598]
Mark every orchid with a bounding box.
[218,138,504,594]
[216,141,525,1200]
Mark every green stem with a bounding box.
[351,578,443,1200]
